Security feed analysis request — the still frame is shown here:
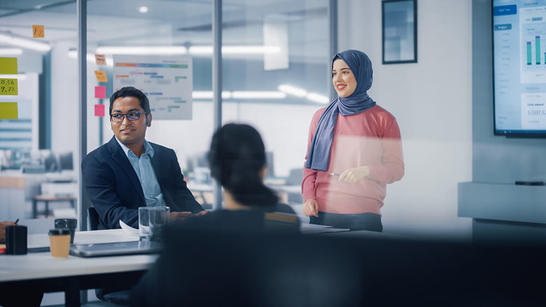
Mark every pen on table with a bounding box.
[14,218,19,225]
[329,172,341,177]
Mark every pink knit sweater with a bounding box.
[302,105,404,215]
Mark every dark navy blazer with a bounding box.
[82,137,203,229]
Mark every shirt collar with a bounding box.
[115,136,155,158]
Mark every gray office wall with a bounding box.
[473,0,546,183]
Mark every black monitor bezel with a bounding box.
[491,0,546,138]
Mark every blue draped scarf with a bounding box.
[305,49,376,171]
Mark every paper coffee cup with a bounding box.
[48,229,71,258]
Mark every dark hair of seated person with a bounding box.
[167,123,298,234]
[207,123,279,208]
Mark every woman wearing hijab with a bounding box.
[302,49,404,231]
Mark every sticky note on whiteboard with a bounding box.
[94,70,107,82]
[0,79,17,95]
[0,58,17,74]
[0,102,18,119]
[95,86,106,99]
[94,104,105,117]
[95,54,106,66]
[33,25,44,38]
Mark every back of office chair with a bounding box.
[87,206,100,231]
[87,208,131,304]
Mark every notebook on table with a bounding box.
[70,240,161,258]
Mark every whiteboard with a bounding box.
[113,55,193,120]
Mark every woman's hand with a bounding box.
[338,166,370,184]
[303,199,319,217]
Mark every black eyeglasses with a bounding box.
[111,111,145,122]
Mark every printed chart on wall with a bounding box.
[113,55,192,120]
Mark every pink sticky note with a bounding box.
[95,86,106,99]
[94,104,105,117]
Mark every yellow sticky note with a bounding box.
[0,57,17,74]
[0,79,17,95]
[33,25,44,38]
[0,103,18,119]
[94,70,107,82]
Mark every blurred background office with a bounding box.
[0,0,330,222]
[1,0,545,263]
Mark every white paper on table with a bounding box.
[120,219,139,234]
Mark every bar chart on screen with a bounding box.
[520,6,546,83]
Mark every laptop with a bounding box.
[70,240,161,258]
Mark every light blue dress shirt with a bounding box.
[115,137,165,207]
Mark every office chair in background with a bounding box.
[87,207,100,231]
[87,206,131,305]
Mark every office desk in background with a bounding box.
[458,181,546,245]
[187,179,303,207]
[0,229,157,307]
[0,170,76,220]
[187,182,215,209]
[0,170,42,220]
[31,194,77,218]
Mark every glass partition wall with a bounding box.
[84,0,333,215]
[0,1,77,223]
[0,0,333,226]
[86,0,214,212]
[221,0,331,210]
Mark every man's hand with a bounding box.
[303,199,319,217]
[0,221,15,244]
[338,166,370,184]
[170,211,193,222]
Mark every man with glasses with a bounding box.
[82,86,204,229]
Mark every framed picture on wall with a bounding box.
[382,0,417,64]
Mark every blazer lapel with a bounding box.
[107,137,145,201]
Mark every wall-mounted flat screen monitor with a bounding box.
[493,0,546,136]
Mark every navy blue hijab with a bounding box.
[305,49,376,171]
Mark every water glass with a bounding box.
[138,206,170,241]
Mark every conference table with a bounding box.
[0,224,381,306]
[0,229,157,307]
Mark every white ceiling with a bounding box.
[0,0,330,61]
